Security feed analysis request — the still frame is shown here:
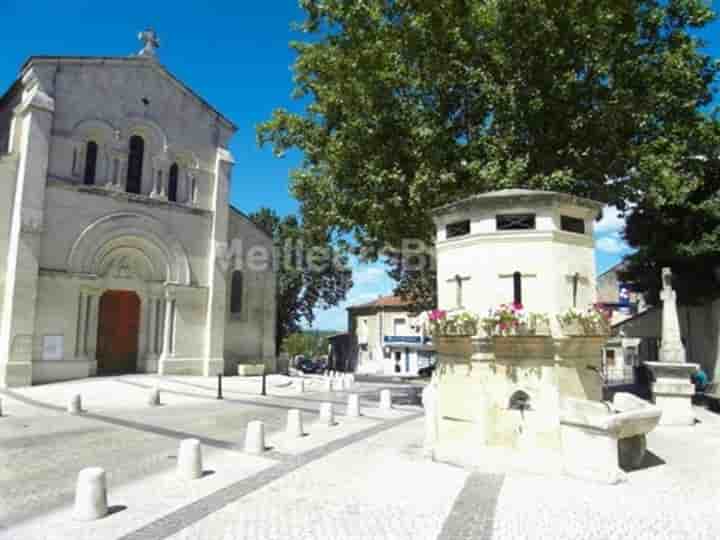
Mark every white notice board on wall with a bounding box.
[42,335,64,361]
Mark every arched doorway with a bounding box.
[97,290,141,374]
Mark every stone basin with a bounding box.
[560,393,662,484]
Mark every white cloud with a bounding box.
[595,205,626,235]
[596,233,629,255]
[307,260,394,330]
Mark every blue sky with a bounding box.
[1,1,718,331]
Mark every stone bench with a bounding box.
[237,364,266,377]
[560,393,662,484]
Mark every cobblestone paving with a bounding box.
[164,417,468,540]
[490,407,720,540]
[2,375,720,540]
[0,375,403,530]
[437,474,504,540]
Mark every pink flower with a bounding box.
[512,302,524,311]
[429,309,447,322]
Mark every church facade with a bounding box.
[0,33,276,387]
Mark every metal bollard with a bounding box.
[261,372,267,396]
[217,374,223,400]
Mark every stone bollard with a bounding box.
[148,387,161,407]
[323,378,333,392]
[73,467,108,521]
[244,421,266,454]
[68,394,82,415]
[347,394,361,417]
[296,379,305,393]
[286,409,304,438]
[380,389,392,411]
[318,402,335,426]
[422,383,438,454]
[343,375,353,390]
[332,378,344,392]
[177,439,203,480]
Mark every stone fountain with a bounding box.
[645,267,699,425]
[424,189,663,484]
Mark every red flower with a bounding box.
[512,302,524,311]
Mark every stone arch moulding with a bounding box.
[67,212,192,285]
[71,118,118,145]
[124,115,169,153]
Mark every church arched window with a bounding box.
[126,135,144,194]
[168,163,179,202]
[83,141,98,185]
[230,271,243,315]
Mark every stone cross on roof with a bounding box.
[138,28,160,58]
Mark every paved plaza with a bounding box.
[0,375,719,540]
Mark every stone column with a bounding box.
[0,85,54,388]
[158,291,176,375]
[85,290,101,375]
[148,297,158,355]
[150,156,168,200]
[107,152,125,191]
[202,149,234,376]
[187,170,198,206]
[75,290,88,360]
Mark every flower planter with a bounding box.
[554,336,608,358]
[435,335,474,365]
[559,321,585,337]
[492,336,555,360]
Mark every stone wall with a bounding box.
[224,208,276,372]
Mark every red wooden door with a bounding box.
[97,291,141,374]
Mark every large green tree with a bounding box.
[621,118,720,305]
[248,208,353,352]
[259,0,718,307]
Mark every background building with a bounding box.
[347,295,434,376]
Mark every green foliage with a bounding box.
[259,0,718,308]
[621,118,720,305]
[282,331,330,359]
[248,208,353,352]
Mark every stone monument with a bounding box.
[645,267,699,426]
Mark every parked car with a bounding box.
[418,361,436,378]
[297,358,324,374]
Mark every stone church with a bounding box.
[0,31,276,387]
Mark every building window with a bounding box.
[83,141,98,185]
[126,135,144,194]
[496,214,536,230]
[560,215,586,234]
[513,271,522,305]
[230,271,243,315]
[446,220,471,238]
[168,163,179,202]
